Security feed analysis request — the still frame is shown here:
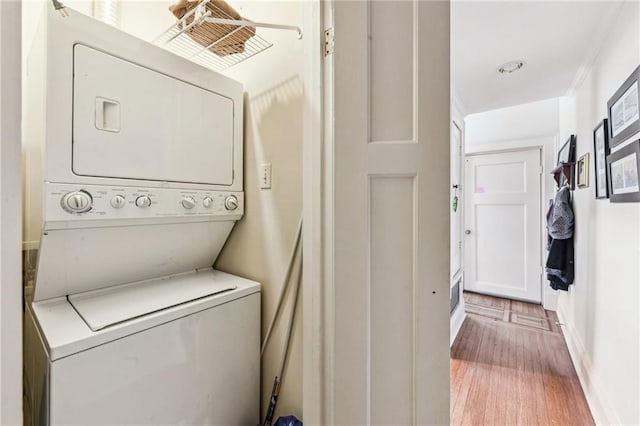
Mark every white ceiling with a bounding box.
[451,1,624,115]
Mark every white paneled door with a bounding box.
[464,149,542,303]
[330,1,451,424]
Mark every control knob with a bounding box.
[202,196,213,209]
[181,196,196,209]
[224,195,239,211]
[135,195,152,208]
[110,194,126,209]
[61,190,93,213]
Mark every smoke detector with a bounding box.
[498,60,525,74]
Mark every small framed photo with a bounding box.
[607,140,640,203]
[593,120,610,198]
[607,65,640,149]
[577,153,589,188]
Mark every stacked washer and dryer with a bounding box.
[23,3,259,425]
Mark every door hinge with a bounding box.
[540,165,544,175]
[324,28,334,56]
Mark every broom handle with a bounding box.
[263,376,281,426]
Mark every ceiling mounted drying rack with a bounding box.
[154,0,302,72]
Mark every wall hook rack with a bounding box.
[551,162,575,190]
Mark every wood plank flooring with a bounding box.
[451,292,594,426]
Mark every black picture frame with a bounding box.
[607,64,640,149]
[607,139,640,203]
[593,119,610,199]
[557,135,576,165]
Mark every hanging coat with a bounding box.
[546,186,574,291]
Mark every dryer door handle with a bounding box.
[95,97,121,133]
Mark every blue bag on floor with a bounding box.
[274,415,302,426]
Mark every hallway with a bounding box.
[451,293,594,425]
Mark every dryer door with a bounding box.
[72,44,234,185]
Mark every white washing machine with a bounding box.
[23,4,259,425]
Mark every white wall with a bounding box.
[557,2,639,424]
[0,1,23,424]
[466,97,560,147]
[214,1,304,420]
[465,97,560,309]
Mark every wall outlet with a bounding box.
[260,163,272,189]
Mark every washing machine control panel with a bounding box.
[45,183,244,224]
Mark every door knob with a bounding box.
[465,229,472,235]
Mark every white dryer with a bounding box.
[23,4,259,425]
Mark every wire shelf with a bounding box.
[155,0,292,72]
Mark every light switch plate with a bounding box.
[260,163,272,189]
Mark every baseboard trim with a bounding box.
[543,289,557,311]
[556,308,620,425]
[450,302,466,347]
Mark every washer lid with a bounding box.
[68,270,237,331]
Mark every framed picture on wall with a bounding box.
[593,119,610,198]
[554,135,576,189]
[607,65,640,149]
[557,134,576,165]
[607,139,640,203]
[577,153,589,188]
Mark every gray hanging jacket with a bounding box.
[547,186,574,240]
[546,185,575,291]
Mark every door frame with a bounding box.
[0,1,23,423]
[302,0,327,423]
[464,135,558,310]
[450,117,466,346]
[451,119,464,281]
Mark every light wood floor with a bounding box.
[451,292,594,426]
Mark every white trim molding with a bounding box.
[565,2,624,98]
[450,305,465,347]
[302,0,328,424]
[449,271,465,347]
[556,308,620,425]
[465,134,555,155]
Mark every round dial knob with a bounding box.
[110,194,126,209]
[181,196,196,209]
[224,195,239,211]
[61,190,93,213]
[135,195,152,208]
[202,196,213,209]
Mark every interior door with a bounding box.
[464,149,542,303]
[330,1,451,424]
[451,122,463,279]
